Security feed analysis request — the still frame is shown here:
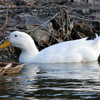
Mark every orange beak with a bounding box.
[0,39,11,48]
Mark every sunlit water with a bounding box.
[0,61,100,100]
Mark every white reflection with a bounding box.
[11,62,100,95]
[21,61,100,80]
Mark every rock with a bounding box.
[21,16,37,25]
[34,0,66,4]
[0,35,7,40]
[6,26,16,31]
[0,56,4,61]
[72,22,93,38]
[74,8,96,14]
[92,21,100,34]
[90,14,100,20]
[82,9,90,14]
[18,13,54,32]
[0,5,6,8]
[86,0,94,5]
[69,0,81,3]
[12,0,35,6]
[33,28,51,44]
[13,0,27,6]
[0,9,4,14]
[7,18,17,26]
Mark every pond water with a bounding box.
[0,61,100,100]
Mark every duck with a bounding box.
[0,31,100,63]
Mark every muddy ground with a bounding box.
[0,0,100,61]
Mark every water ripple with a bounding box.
[0,61,100,99]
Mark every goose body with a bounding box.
[0,31,100,63]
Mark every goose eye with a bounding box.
[14,35,17,37]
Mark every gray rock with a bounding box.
[33,28,51,45]
[34,0,66,4]
[21,16,37,25]
[7,18,17,26]
[69,0,81,3]
[0,56,4,61]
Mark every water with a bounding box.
[0,61,100,100]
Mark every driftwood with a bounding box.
[0,61,26,75]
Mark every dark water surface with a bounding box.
[0,62,100,100]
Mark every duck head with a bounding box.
[0,31,37,51]
[0,31,39,63]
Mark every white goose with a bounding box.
[0,31,100,63]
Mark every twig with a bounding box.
[26,12,60,33]
[68,14,100,22]
[1,0,9,29]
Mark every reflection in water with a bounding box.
[22,62,100,80]
[0,61,100,99]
